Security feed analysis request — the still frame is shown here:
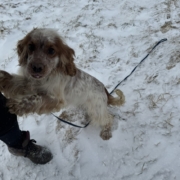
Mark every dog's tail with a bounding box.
[105,88,125,106]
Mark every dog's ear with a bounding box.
[17,40,23,57]
[17,36,29,66]
[56,38,76,76]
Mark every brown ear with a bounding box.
[17,39,23,57]
[17,37,29,66]
[57,44,77,76]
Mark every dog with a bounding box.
[0,28,125,140]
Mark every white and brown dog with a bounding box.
[0,28,125,140]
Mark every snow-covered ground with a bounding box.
[1,0,180,179]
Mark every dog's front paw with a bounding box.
[7,95,42,116]
[0,70,12,80]
[7,99,24,116]
[0,70,12,90]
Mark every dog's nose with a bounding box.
[31,63,44,73]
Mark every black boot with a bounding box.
[8,131,53,164]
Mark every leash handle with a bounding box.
[52,113,90,128]
[110,38,167,94]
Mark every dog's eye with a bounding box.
[28,44,35,52]
[48,48,55,55]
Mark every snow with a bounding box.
[0,0,180,179]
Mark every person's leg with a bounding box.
[0,93,23,148]
[0,93,53,164]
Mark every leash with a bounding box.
[52,113,90,128]
[52,38,167,127]
[110,38,167,94]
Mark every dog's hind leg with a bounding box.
[86,96,113,140]
[99,113,113,140]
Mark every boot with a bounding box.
[8,131,53,164]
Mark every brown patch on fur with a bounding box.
[38,96,64,114]
[105,88,125,106]
[17,35,30,66]
[44,42,58,58]
[0,71,13,90]
[55,38,76,76]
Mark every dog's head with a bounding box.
[17,28,76,80]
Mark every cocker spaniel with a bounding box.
[0,28,125,140]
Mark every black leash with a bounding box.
[110,38,167,94]
[53,38,167,128]
[52,113,90,128]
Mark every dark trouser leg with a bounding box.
[0,93,53,164]
[0,93,23,148]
